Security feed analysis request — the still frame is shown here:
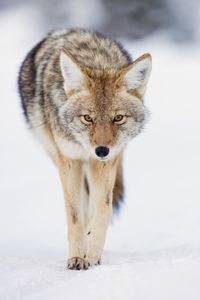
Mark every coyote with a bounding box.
[18,29,152,270]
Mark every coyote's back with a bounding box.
[19,29,133,126]
[18,29,151,270]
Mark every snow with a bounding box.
[1,248,200,300]
[0,7,200,300]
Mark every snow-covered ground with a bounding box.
[0,7,200,300]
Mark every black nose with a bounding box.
[95,146,109,158]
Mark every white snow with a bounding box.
[0,7,200,300]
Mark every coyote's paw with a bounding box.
[86,247,102,266]
[67,257,90,270]
[86,255,101,266]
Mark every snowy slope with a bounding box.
[0,7,200,300]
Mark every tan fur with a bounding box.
[56,153,87,259]
[85,155,120,264]
[18,29,152,270]
[113,160,124,207]
[91,123,116,147]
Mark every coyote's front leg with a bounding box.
[86,158,118,265]
[56,154,89,270]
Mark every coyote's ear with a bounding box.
[124,53,152,98]
[60,50,84,91]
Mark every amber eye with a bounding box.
[84,115,93,122]
[80,115,93,124]
[113,115,126,124]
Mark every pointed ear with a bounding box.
[60,50,84,91]
[124,53,152,97]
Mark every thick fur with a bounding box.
[18,29,151,270]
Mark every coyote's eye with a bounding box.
[113,115,127,124]
[80,115,93,124]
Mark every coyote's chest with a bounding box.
[56,137,90,160]
[33,126,89,161]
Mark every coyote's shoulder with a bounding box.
[37,29,132,70]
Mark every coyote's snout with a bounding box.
[91,122,119,160]
[18,29,152,270]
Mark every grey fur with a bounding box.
[18,29,151,212]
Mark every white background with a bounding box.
[0,6,200,300]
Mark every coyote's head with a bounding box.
[59,50,152,161]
